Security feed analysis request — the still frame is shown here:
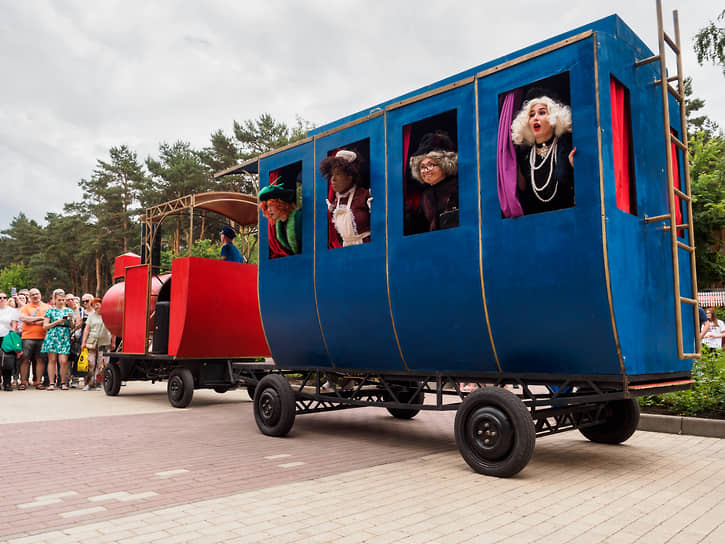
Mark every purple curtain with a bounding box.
[497,89,524,218]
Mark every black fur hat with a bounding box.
[412,131,455,156]
[523,86,562,105]
[409,131,457,182]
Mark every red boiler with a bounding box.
[101,273,170,339]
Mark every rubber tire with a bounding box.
[386,389,424,419]
[254,374,296,436]
[167,368,194,408]
[103,363,121,396]
[579,399,640,444]
[213,386,230,394]
[454,387,535,478]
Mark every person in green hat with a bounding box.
[258,182,302,258]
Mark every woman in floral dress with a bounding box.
[41,289,75,390]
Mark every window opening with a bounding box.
[497,72,575,218]
[610,76,637,215]
[403,110,458,235]
[319,139,371,249]
[259,161,303,259]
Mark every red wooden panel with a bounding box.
[168,257,270,358]
[123,265,150,354]
[113,253,141,281]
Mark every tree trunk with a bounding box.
[95,253,102,297]
[174,222,180,254]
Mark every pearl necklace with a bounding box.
[529,136,558,203]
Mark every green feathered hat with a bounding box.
[258,182,295,203]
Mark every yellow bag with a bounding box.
[77,348,89,373]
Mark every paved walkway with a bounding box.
[1,382,724,543]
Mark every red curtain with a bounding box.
[611,77,632,213]
[670,131,683,236]
[402,124,421,212]
[265,169,293,259]
[326,148,343,249]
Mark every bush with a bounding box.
[639,349,725,418]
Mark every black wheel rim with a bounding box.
[466,405,514,461]
[169,375,184,402]
[258,387,281,426]
[103,368,112,390]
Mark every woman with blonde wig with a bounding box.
[511,89,576,215]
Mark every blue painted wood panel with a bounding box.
[258,143,331,368]
[478,38,622,375]
[313,117,405,371]
[597,33,694,376]
[386,85,498,372]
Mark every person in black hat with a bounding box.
[320,149,371,247]
[258,183,302,257]
[220,226,246,263]
[511,88,576,215]
[408,131,459,232]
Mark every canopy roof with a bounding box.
[143,191,259,227]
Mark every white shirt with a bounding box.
[703,319,725,349]
[0,306,19,337]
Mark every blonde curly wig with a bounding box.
[510,96,572,146]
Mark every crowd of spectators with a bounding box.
[0,288,112,391]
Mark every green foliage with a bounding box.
[682,72,725,287]
[690,130,725,286]
[27,252,71,298]
[160,235,257,267]
[233,113,312,160]
[199,129,257,195]
[189,239,221,260]
[694,9,725,76]
[639,349,725,418]
[684,77,714,136]
[145,140,210,206]
[0,262,33,294]
[0,213,45,270]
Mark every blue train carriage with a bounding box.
[223,11,699,477]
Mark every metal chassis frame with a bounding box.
[237,367,692,439]
[109,353,273,389]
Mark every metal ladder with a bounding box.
[638,0,700,359]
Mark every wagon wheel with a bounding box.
[246,385,256,400]
[579,399,640,444]
[103,363,121,396]
[254,374,296,436]
[386,388,424,419]
[167,368,194,408]
[454,387,535,477]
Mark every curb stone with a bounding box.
[638,413,725,438]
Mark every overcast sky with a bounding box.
[1,0,723,232]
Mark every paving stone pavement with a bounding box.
[1,382,724,543]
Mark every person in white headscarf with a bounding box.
[320,149,372,248]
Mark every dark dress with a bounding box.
[516,132,574,216]
[420,176,459,231]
